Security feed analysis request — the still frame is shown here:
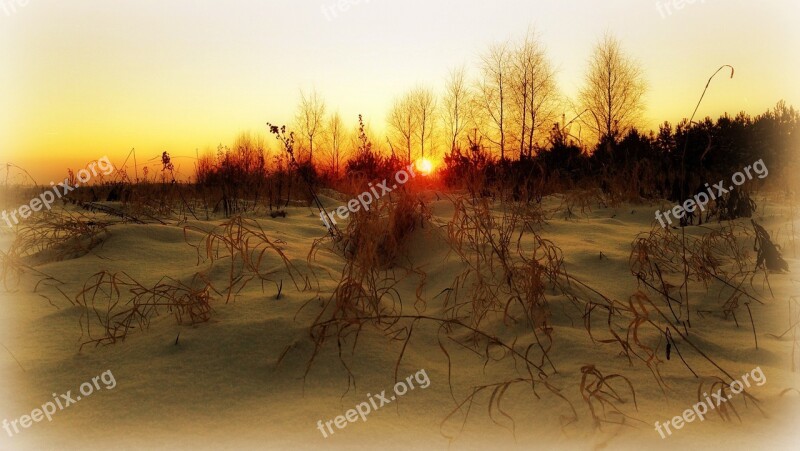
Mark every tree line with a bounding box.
[192,30,797,207]
[284,31,645,172]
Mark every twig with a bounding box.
[745,302,758,349]
[1,343,25,372]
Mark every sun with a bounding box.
[416,157,435,176]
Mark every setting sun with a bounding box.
[1,1,798,450]
[416,157,435,175]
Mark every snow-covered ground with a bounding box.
[1,193,798,450]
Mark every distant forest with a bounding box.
[67,34,798,218]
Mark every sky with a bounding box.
[1,0,798,183]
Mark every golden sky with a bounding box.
[1,0,798,183]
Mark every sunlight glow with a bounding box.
[416,157,434,176]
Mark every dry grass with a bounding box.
[579,364,641,429]
[292,182,779,440]
[4,210,109,262]
[299,189,583,436]
[0,210,109,306]
[299,187,429,388]
[561,188,605,220]
[442,193,559,361]
[2,149,784,441]
[696,376,764,422]
[184,215,310,303]
[752,219,789,273]
[75,271,214,348]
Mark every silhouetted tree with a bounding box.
[323,111,345,176]
[579,34,645,144]
[388,91,417,163]
[442,66,470,153]
[510,30,559,158]
[411,86,437,161]
[295,88,326,163]
[477,41,512,160]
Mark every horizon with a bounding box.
[1,0,799,183]
[2,3,800,449]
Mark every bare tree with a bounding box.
[579,34,645,143]
[324,111,345,176]
[387,91,417,163]
[295,88,326,163]
[510,31,559,158]
[477,41,512,160]
[412,86,437,160]
[443,66,470,152]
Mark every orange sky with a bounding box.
[1,0,798,183]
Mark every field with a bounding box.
[2,2,799,448]
[1,180,798,449]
